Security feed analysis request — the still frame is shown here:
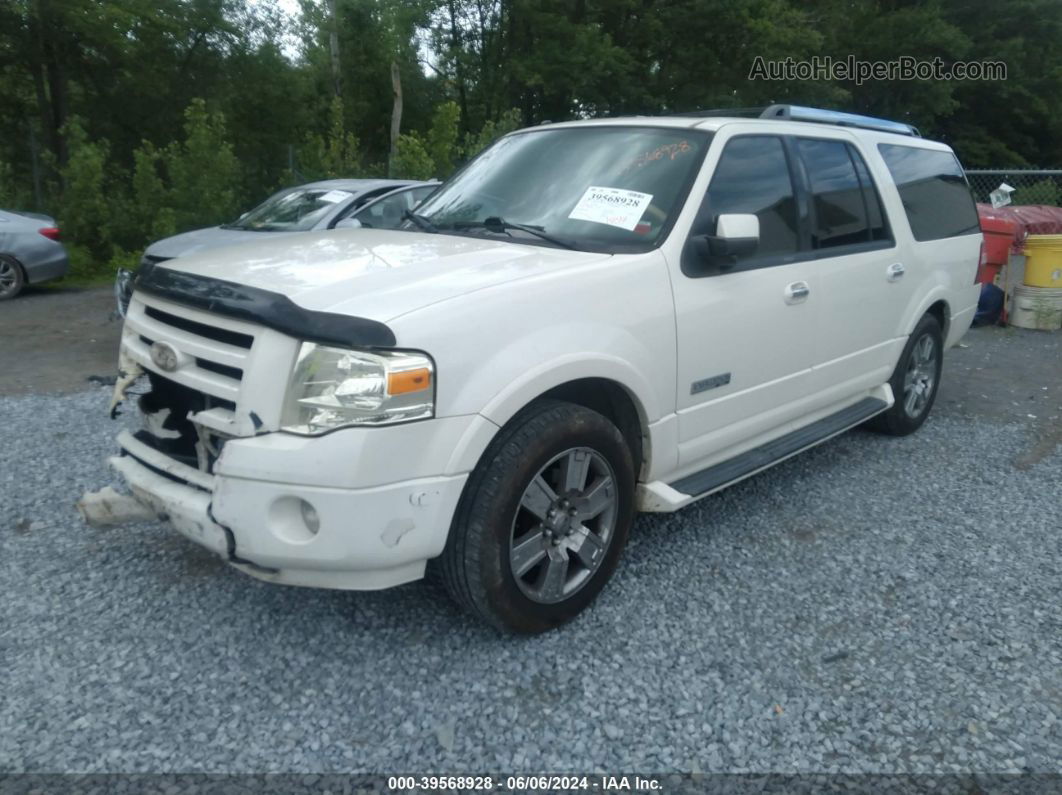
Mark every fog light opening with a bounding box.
[269,496,322,544]
[300,500,320,535]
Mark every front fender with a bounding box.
[440,324,668,476]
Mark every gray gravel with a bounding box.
[2,328,1061,774]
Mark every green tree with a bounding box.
[0,160,24,207]
[391,133,435,180]
[462,109,521,159]
[58,117,116,270]
[303,96,362,178]
[164,99,240,231]
[130,142,176,244]
[426,101,461,177]
[938,0,1062,166]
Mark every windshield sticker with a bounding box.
[568,186,653,231]
[625,140,694,172]
[318,190,351,204]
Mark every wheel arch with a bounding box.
[449,364,656,483]
[537,377,648,481]
[0,252,26,276]
[924,298,950,341]
[902,290,951,341]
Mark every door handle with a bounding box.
[887,262,905,282]
[785,281,810,303]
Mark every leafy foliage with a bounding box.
[166,99,242,232]
[426,101,461,177]
[58,118,117,272]
[2,0,1062,279]
[0,160,27,208]
[392,133,436,180]
[302,97,363,179]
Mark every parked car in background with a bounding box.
[0,209,69,300]
[114,179,438,315]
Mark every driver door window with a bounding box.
[690,135,800,271]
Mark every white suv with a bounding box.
[109,105,981,633]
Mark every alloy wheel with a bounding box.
[0,260,18,296]
[508,447,618,604]
[903,333,937,418]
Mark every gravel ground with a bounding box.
[0,287,120,396]
[1,327,1060,775]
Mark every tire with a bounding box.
[0,255,25,300]
[867,313,943,436]
[437,399,636,634]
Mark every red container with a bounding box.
[978,213,1017,285]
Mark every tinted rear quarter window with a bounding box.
[877,144,979,241]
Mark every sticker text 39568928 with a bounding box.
[567,186,654,231]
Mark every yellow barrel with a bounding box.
[1023,234,1062,287]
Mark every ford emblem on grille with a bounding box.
[150,341,180,372]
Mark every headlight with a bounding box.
[281,343,434,434]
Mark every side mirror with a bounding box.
[690,213,760,272]
[334,217,363,230]
[704,213,759,259]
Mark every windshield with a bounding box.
[228,187,355,231]
[410,126,710,252]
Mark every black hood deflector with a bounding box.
[134,261,397,348]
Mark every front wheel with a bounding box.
[867,312,943,436]
[437,399,636,633]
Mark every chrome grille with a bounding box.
[122,294,257,409]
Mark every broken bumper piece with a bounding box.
[109,426,470,591]
[111,437,229,557]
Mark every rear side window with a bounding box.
[796,139,891,249]
[877,144,980,241]
[699,135,799,263]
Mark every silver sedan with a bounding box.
[115,178,438,315]
[0,209,69,299]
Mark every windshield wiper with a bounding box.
[447,217,579,250]
[402,209,438,233]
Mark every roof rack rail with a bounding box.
[759,104,920,137]
[674,107,766,118]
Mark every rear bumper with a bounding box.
[23,248,69,284]
[110,421,475,590]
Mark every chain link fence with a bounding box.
[965,169,1062,206]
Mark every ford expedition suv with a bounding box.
[106,105,981,633]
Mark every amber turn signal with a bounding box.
[387,367,432,395]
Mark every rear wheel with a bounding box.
[437,399,635,633]
[0,255,25,300]
[867,312,943,436]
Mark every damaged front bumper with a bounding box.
[111,434,228,557]
[110,421,474,590]
[107,291,485,591]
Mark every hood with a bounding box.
[151,229,610,322]
[144,226,297,259]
